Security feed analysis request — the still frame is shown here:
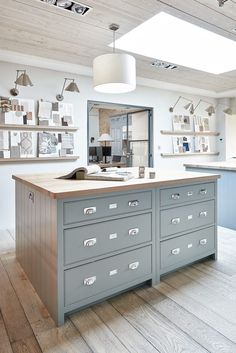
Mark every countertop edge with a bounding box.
[12,174,220,199]
[184,163,236,171]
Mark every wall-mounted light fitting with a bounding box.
[40,0,92,16]
[56,78,80,101]
[217,0,228,7]
[93,24,136,94]
[10,70,33,96]
[194,99,215,116]
[169,96,193,113]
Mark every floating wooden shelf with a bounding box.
[0,156,79,163]
[0,124,78,132]
[161,152,220,158]
[160,130,220,136]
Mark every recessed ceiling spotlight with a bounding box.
[56,0,72,8]
[40,0,92,16]
[232,28,236,33]
[151,60,177,70]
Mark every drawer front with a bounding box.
[160,182,215,207]
[161,200,215,238]
[64,191,152,225]
[64,246,152,307]
[64,213,152,265]
[161,227,215,270]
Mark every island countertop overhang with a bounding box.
[12,169,220,200]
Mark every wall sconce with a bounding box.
[215,103,232,115]
[56,78,80,101]
[10,70,33,96]
[169,96,193,113]
[194,99,215,116]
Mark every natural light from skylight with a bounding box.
[112,12,236,75]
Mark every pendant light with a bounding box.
[93,24,136,94]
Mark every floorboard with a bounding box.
[0,226,236,353]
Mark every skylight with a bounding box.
[113,12,236,75]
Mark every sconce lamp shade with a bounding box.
[65,81,80,93]
[15,72,33,87]
[205,105,215,116]
[184,102,194,115]
[10,69,34,96]
[98,133,114,142]
[93,53,136,94]
[223,107,232,115]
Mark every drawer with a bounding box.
[161,227,215,270]
[63,191,152,225]
[160,182,215,207]
[64,213,152,265]
[64,246,152,307]
[160,200,215,238]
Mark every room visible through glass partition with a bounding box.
[87,101,153,168]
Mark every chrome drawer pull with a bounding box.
[200,238,208,245]
[128,200,139,207]
[171,248,180,255]
[171,193,180,200]
[109,269,118,276]
[84,238,97,247]
[84,276,96,286]
[84,207,96,215]
[171,217,180,225]
[200,189,207,195]
[129,261,139,270]
[129,228,139,236]
[187,191,193,196]
[199,211,208,218]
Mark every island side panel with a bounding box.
[15,180,58,323]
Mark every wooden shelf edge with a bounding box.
[0,156,80,163]
[160,130,220,136]
[0,124,78,132]
[161,152,220,158]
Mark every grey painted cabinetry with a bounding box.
[15,178,217,326]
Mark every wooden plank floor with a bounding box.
[0,227,236,353]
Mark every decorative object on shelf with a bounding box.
[169,96,194,113]
[0,97,11,113]
[56,78,80,101]
[38,131,74,157]
[172,115,191,131]
[172,136,192,154]
[1,98,35,125]
[194,136,210,153]
[0,131,10,158]
[93,24,136,93]
[10,70,33,96]
[98,133,113,163]
[9,131,36,158]
[38,100,74,126]
[194,116,210,132]
[193,99,215,116]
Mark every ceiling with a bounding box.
[1,0,236,92]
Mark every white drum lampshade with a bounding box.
[93,53,136,94]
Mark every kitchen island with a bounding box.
[13,169,219,325]
[185,160,236,230]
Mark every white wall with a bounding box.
[0,61,219,229]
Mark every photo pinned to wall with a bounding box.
[38,100,74,127]
[38,131,75,157]
[194,116,210,132]
[172,115,191,131]
[194,136,210,153]
[172,136,192,154]
[2,99,35,125]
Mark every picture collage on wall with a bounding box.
[172,115,210,154]
[0,98,76,159]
